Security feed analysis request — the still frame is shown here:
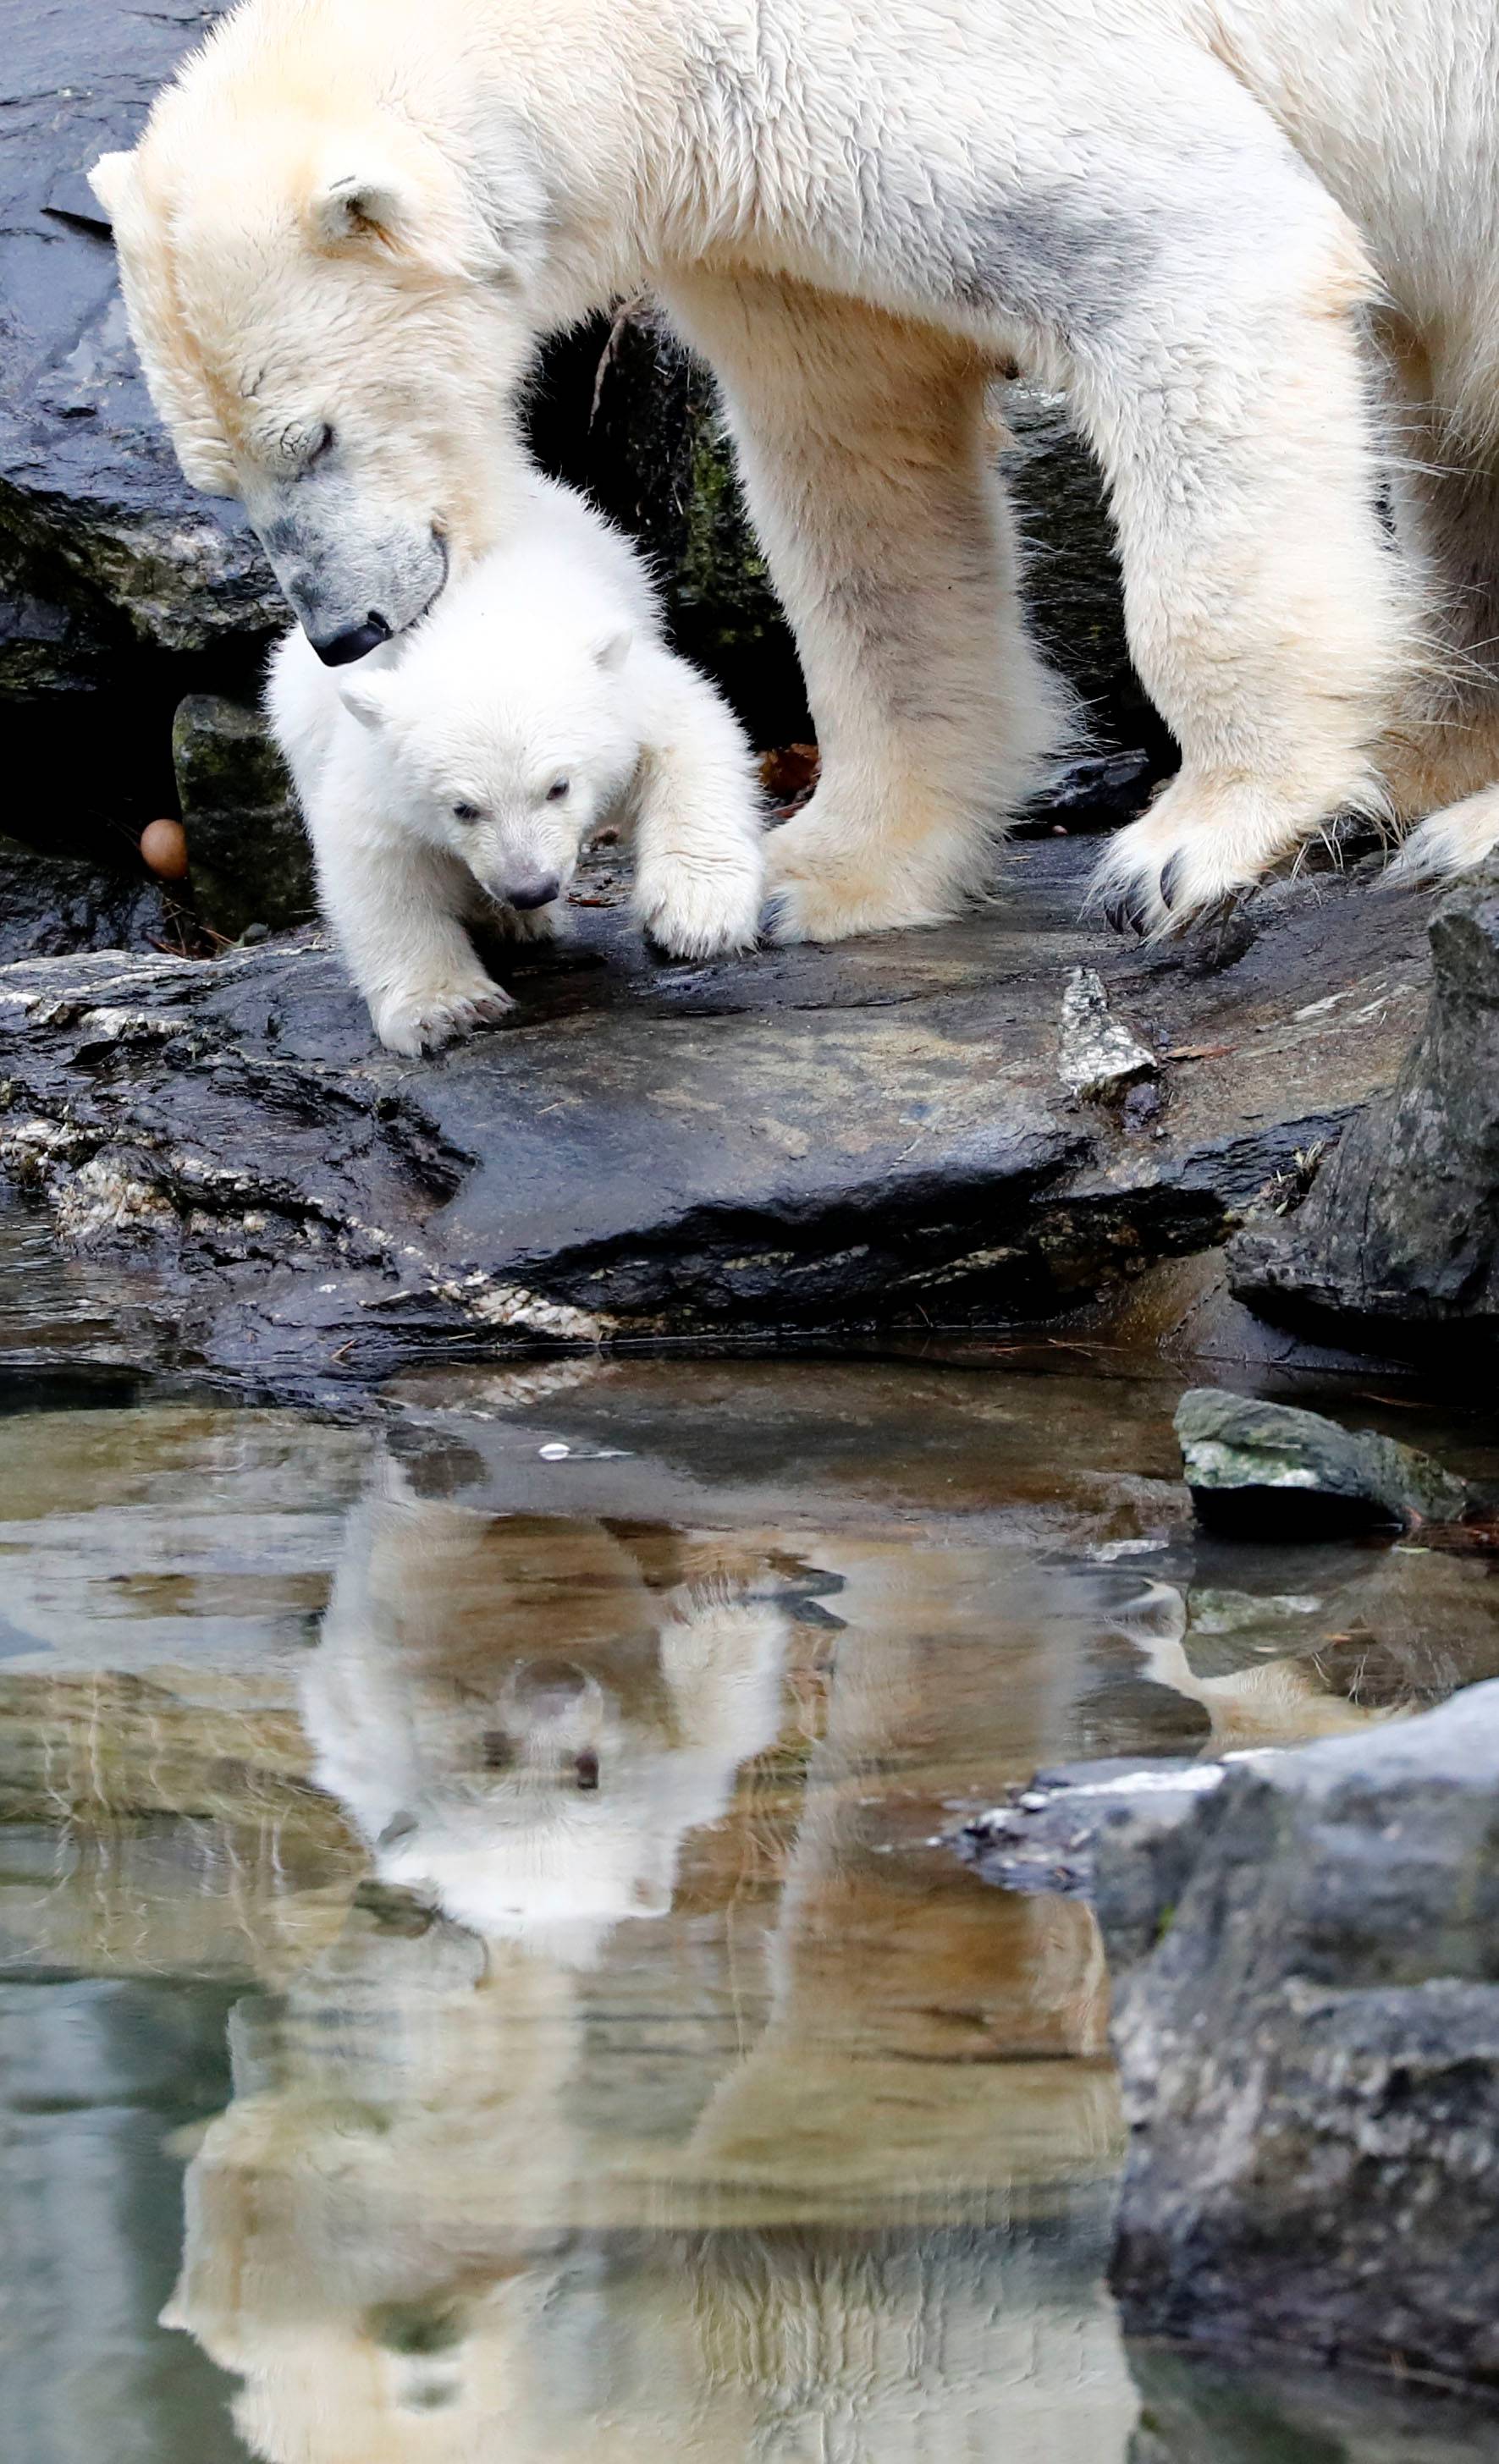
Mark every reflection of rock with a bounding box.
[958,1541,1499,1951]
[1106,1680,1499,2381]
[1127,2341,1499,2463]
[1175,1387,1474,1537]
[171,696,313,939]
[1111,1577,1405,1748]
[0,839,1437,1383]
[1233,857,1499,1352]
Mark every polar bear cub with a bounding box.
[267,475,763,1056]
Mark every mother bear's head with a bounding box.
[92,66,552,663]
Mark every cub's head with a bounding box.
[337,591,639,913]
[91,85,548,664]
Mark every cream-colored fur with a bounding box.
[267,470,763,1053]
[92,0,1499,937]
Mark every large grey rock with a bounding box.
[0,839,1436,1389]
[171,694,314,938]
[1234,856,1499,1353]
[1175,1386,1475,1536]
[0,0,276,696]
[1105,1680,1499,2381]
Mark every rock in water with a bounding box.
[1105,1680,1499,2382]
[1233,855,1499,1355]
[1174,1387,1475,1537]
[171,694,313,936]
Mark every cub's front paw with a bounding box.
[372,975,514,1057]
[491,900,560,943]
[635,850,763,960]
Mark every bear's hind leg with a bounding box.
[1070,152,1414,933]
[661,272,1068,943]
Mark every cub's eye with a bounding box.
[574,1751,599,1792]
[546,777,570,803]
[452,801,482,823]
[303,422,334,470]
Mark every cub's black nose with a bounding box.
[505,874,561,911]
[312,613,393,667]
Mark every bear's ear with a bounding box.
[310,166,415,252]
[592,626,632,675]
[88,149,137,229]
[337,673,394,731]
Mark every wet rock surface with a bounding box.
[0,841,1435,1388]
[1175,1386,1478,1537]
[0,833,176,967]
[1104,1680,1499,2382]
[957,1758,1229,1931]
[1234,856,1499,1356]
[0,0,278,696]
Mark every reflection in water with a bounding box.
[3,1364,1499,2460]
[303,1471,795,1958]
[164,1460,1130,2462]
[1110,1578,1402,1749]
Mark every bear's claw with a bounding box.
[374,979,515,1057]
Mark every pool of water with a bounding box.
[3,1336,1499,2461]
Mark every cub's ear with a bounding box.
[337,674,395,731]
[592,626,632,675]
[88,150,138,228]
[310,164,415,250]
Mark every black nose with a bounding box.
[505,874,561,912]
[311,613,393,667]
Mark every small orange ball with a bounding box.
[141,817,189,881]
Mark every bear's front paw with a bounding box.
[492,900,560,943]
[1088,777,1312,939]
[635,850,763,961]
[372,975,515,1057]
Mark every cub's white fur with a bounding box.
[267,474,763,1054]
[96,0,1499,938]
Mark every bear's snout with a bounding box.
[312,613,394,667]
[500,872,562,912]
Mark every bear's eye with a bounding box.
[303,422,334,471]
[574,1751,599,1792]
[546,777,570,803]
[452,801,482,823]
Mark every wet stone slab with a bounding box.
[0,840,1437,1389]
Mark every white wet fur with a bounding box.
[267,473,763,1053]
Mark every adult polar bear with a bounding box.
[93,0,1499,939]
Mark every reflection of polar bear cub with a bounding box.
[267,474,764,1055]
[301,1471,791,1963]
